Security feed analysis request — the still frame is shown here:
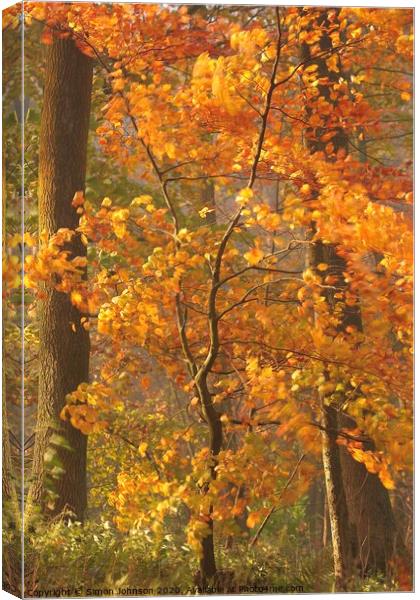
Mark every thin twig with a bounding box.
[249,454,306,547]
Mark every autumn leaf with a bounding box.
[317,263,329,272]
[236,187,253,206]
[72,190,85,207]
[40,26,54,45]
[140,375,151,389]
[246,510,264,529]
[244,246,264,266]
[138,442,148,457]
[198,206,214,219]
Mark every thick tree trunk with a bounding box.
[307,477,325,550]
[27,38,93,521]
[339,413,399,576]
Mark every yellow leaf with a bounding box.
[379,468,395,490]
[71,290,83,306]
[236,187,253,206]
[138,442,148,457]
[199,206,214,219]
[111,208,129,239]
[244,246,264,266]
[192,52,214,79]
[131,195,152,207]
[165,142,176,159]
[212,56,238,115]
[112,78,125,92]
[113,223,126,239]
[112,208,129,222]
[297,287,306,302]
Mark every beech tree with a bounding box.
[26,36,93,520]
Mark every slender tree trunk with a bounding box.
[27,37,93,521]
[195,179,221,582]
[306,240,352,591]
[196,376,222,585]
[323,492,330,548]
[193,8,282,581]
[320,411,350,590]
[300,14,354,583]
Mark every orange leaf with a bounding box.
[244,246,264,266]
[40,27,54,45]
[246,510,263,529]
[72,190,85,207]
[140,375,151,390]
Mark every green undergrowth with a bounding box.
[25,514,398,595]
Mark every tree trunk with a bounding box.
[306,239,352,591]
[322,492,330,548]
[307,477,324,550]
[339,413,400,576]
[301,6,400,585]
[196,375,222,585]
[192,176,223,583]
[27,37,93,521]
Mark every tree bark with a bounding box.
[339,413,400,576]
[196,374,223,585]
[307,477,324,550]
[27,37,93,521]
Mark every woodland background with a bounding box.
[2,2,413,596]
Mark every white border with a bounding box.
[0,1,416,599]
[0,0,417,7]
